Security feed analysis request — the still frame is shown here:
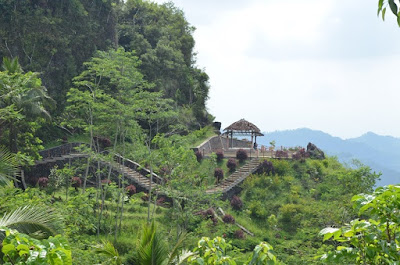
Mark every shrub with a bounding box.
[292,148,309,161]
[216,150,224,162]
[205,208,215,218]
[267,214,278,228]
[201,208,215,220]
[275,150,288,159]
[234,229,245,239]
[93,136,112,148]
[258,160,275,175]
[159,166,170,177]
[101,179,111,185]
[195,150,203,162]
[236,149,248,162]
[226,158,237,172]
[230,196,243,210]
[156,196,166,206]
[125,185,136,196]
[71,177,81,189]
[272,160,291,176]
[141,193,149,202]
[214,168,224,183]
[222,214,235,224]
[38,177,49,188]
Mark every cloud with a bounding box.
[245,0,400,60]
[152,0,400,138]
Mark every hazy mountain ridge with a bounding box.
[257,128,400,186]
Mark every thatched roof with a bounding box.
[223,119,264,136]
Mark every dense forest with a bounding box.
[0,0,399,264]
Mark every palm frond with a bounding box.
[94,240,122,265]
[172,249,194,265]
[136,222,169,265]
[0,205,61,240]
[167,232,189,264]
[1,57,21,73]
[0,146,19,184]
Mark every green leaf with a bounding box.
[2,244,16,255]
[383,7,387,20]
[379,0,384,9]
[319,227,339,235]
[397,11,400,26]
[389,0,398,15]
[378,0,384,15]
[16,244,30,256]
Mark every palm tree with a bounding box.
[1,57,55,153]
[131,222,192,265]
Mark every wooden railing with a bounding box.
[39,142,86,159]
[38,143,162,186]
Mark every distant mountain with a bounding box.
[257,128,400,186]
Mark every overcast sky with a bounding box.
[152,0,400,139]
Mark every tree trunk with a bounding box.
[82,107,94,193]
[20,169,27,190]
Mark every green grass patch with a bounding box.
[190,126,217,147]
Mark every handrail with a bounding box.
[39,142,87,159]
[38,143,162,185]
[112,153,163,184]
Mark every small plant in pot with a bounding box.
[71,177,82,191]
[230,195,243,210]
[38,177,49,189]
[222,214,235,224]
[216,150,224,162]
[214,168,224,183]
[226,158,237,172]
[236,149,248,162]
[125,184,136,196]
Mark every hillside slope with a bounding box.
[257,128,400,186]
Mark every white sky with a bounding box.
[152,0,400,139]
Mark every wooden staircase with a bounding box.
[34,143,260,195]
[34,143,161,192]
[206,158,260,194]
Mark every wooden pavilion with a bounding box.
[223,119,264,149]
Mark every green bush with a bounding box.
[271,159,291,176]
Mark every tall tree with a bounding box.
[0,57,54,160]
[118,0,211,124]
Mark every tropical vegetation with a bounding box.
[0,0,398,264]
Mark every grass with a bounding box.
[191,126,218,147]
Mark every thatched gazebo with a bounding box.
[223,119,264,149]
